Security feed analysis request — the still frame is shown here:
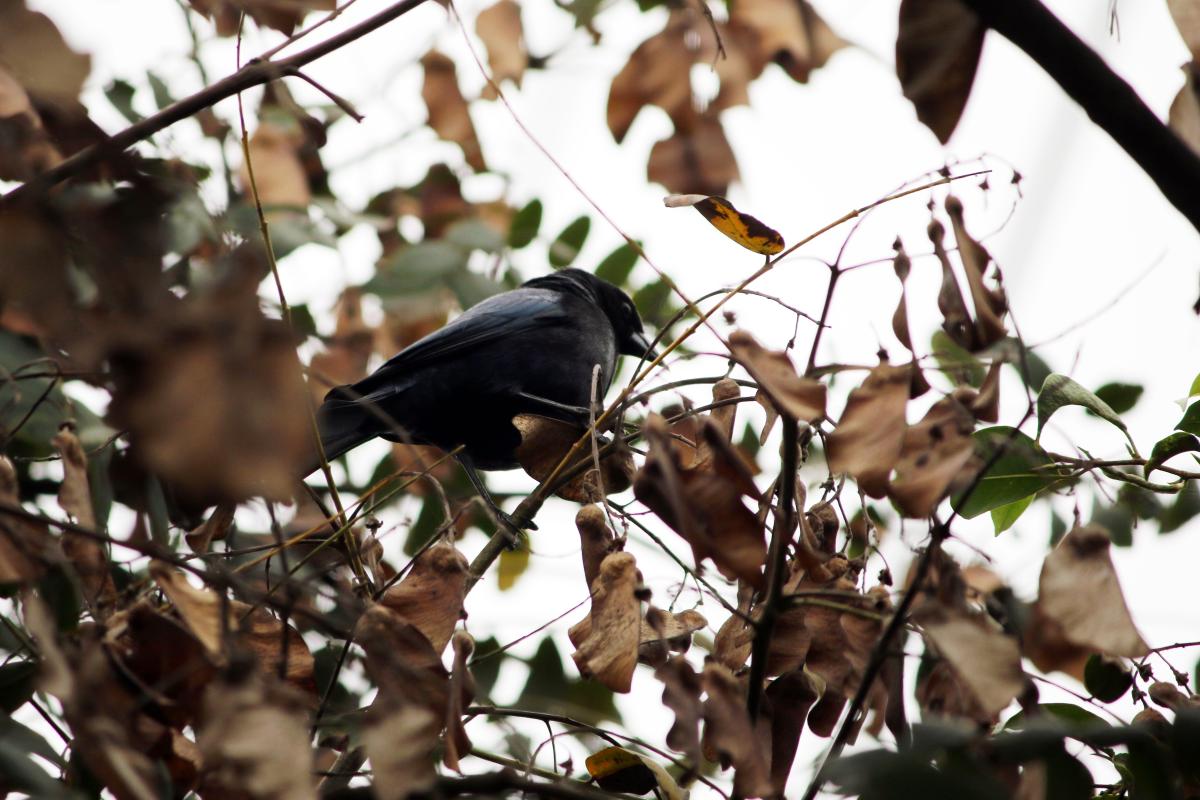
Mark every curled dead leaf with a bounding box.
[917,605,1025,718]
[421,50,486,172]
[701,662,773,799]
[577,503,620,591]
[727,0,848,84]
[729,330,827,423]
[826,362,911,497]
[656,655,703,766]
[648,113,740,197]
[887,395,977,519]
[570,552,641,693]
[52,426,116,613]
[639,606,707,666]
[377,539,470,655]
[513,414,635,502]
[895,0,985,143]
[476,0,526,99]
[187,0,336,36]
[0,455,52,582]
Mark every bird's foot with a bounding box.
[495,510,536,548]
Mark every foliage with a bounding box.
[1,0,1199,799]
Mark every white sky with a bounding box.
[15,0,1200,796]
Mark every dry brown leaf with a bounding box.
[513,414,635,501]
[762,669,822,792]
[240,116,310,212]
[945,196,1007,348]
[187,0,335,36]
[0,2,90,108]
[713,582,756,671]
[639,606,707,667]
[421,50,486,173]
[656,656,703,766]
[151,564,316,694]
[444,632,476,772]
[916,657,993,725]
[806,689,846,737]
[0,456,52,582]
[888,395,976,519]
[607,11,701,142]
[930,217,976,350]
[701,662,773,799]
[1033,524,1150,660]
[634,414,767,589]
[648,113,740,197]
[377,539,470,655]
[970,360,1002,422]
[356,604,451,716]
[576,503,619,592]
[825,363,911,497]
[196,669,317,800]
[476,0,526,99]
[0,64,62,180]
[727,0,848,84]
[1169,0,1200,60]
[185,502,236,555]
[729,330,827,423]
[52,426,116,612]
[895,0,985,143]
[362,706,440,800]
[308,288,376,405]
[570,552,641,693]
[918,605,1024,718]
[891,243,914,351]
[21,591,73,701]
[1169,62,1200,156]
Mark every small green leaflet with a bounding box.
[1036,373,1136,452]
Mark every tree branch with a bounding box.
[958,0,1200,234]
[1,0,431,205]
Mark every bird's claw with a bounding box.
[495,510,536,549]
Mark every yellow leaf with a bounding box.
[666,194,784,254]
[497,538,530,591]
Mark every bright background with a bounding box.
[17,0,1200,796]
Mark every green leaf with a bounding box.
[507,199,543,248]
[952,427,1061,519]
[1190,372,1200,400]
[467,636,505,700]
[1145,431,1200,477]
[632,278,678,329]
[0,660,37,713]
[366,242,468,296]
[1160,479,1200,533]
[1083,655,1133,703]
[0,739,62,796]
[0,713,64,767]
[1003,703,1110,731]
[1093,382,1143,415]
[104,79,142,123]
[516,637,619,724]
[1037,373,1132,449]
[931,330,985,387]
[37,565,80,632]
[1049,509,1067,546]
[145,71,173,110]
[1176,401,1200,436]
[446,218,505,253]
[548,215,591,268]
[287,303,319,340]
[991,494,1033,534]
[446,269,503,310]
[594,243,639,286]
[1042,750,1094,800]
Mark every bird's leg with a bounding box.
[514,392,593,427]
[457,455,537,546]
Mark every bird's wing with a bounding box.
[333,287,570,401]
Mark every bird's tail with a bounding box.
[302,387,374,477]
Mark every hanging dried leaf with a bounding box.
[184,502,236,555]
[929,217,976,350]
[309,289,376,404]
[607,11,701,142]
[729,330,826,422]
[634,414,766,588]
[513,414,635,501]
[576,503,620,591]
[639,606,707,666]
[443,632,476,772]
[0,456,50,582]
[655,655,704,766]
[52,426,116,613]
[187,0,336,36]
[377,539,470,655]
[701,663,773,799]
[421,50,486,172]
[727,0,848,84]
[362,706,441,800]
[648,113,740,197]
[476,0,526,99]
[762,669,822,792]
[916,656,993,725]
[895,0,985,143]
[696,378,743,467]
[569,552,641,693]
[826,363,911,497]
[0,2,90,108]
[714,583,757,671]
[891,242,914,351]
[945,196,1007,347]
[195,670,317,800]
[888,395,977,518]
[1032,524,1150,659]
[917,606,1024,718]
[239,116,311,213]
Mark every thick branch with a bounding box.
[1,0,431,205]
[958,0,1200,234]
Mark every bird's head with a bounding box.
[582,271,657,360]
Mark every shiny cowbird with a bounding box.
[309,268,655,527]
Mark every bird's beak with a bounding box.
[629,330,658,361]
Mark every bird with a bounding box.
[307,268,656,529]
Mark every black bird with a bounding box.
[309,268,655,528]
